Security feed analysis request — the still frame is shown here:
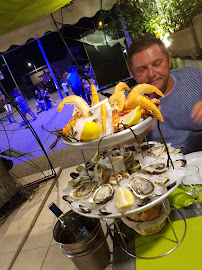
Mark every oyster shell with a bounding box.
[69,176,91,188]
[173,159,186,167]
[97,163,110,183]
[147,144,165,157]
[91,184,114,204]
[143,162,167,174]
[99,207,111,215]
[79,205,91,213]
[128,176,154,199]
[109,173,123,185]
[70,181,97,199]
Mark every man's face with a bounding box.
[130,44,171,93]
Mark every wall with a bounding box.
[171,57,202,72]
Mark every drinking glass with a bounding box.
[181,165,202,214]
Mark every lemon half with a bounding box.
[115,187,134,209]
[122,105,141,127]
[81,121,101,141]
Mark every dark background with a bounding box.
[0,11,130,97]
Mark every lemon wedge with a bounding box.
[122,105,141,127]
[115,187,134,209]
[81,121,101,141]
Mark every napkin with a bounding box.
[167,188,195,208]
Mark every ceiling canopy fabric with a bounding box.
[0,0,117,52]
[0,0,72,36]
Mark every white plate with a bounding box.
[62,117,153,150]
[185,151,202,177]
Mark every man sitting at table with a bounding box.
[127,34,202,154]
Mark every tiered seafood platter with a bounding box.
[63,141,186,219]
[58,82,186,219]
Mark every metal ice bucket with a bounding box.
[53,210,110,270]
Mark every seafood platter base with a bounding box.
[63,141,186,219]
[62,117,153,150]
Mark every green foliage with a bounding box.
[102,0,202,41]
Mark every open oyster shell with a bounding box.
[91,184,114,204]
[70,181,97,199]
[143,162,167,174]
[128,176,154,199]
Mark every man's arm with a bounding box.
[191,100,202,124]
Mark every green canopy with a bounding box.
[0,0,72,36]
[0,0,117,52]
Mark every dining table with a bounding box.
[112,151,202,270]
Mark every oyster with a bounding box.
[79,205,91,213]
[70,172,79,179]
[109,173,123,185]
[128,176,154,199]
[91,184,114,204]
[173,159,186,167]
[147,144,165,157]
[170,147,183,155]
[62,195,73,204]
[143,162,167,174]
[124,151,134,169]
[97,163,110,183]
[69,176,91,188]
[99,207,111,215]
[70,181,97,199]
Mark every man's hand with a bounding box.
[191,100,202,124]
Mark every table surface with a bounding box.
[112,203,202,269]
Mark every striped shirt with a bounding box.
[148,67,202,154]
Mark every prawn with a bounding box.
[112,109,119,132]
[108,91,125,112]
[114,82,130,93]
[124,95,163,122]
[127,83,164,99]
[57,95,90,117]
[100,104,107,134]
[62,113,83,136]
[91,84,100,105]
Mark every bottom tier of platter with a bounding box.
[63,141,186,219]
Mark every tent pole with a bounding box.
[36,38,63,99]
[2,55,20,91]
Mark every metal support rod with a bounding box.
[37,38,64,99]
[162,200,179,243]
[81,149,91,178]
[2,55,20,91]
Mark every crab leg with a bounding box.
[57,95,90,117]
[127,83,164,99]
[114,82,130,93]
[100,104,107,134]
[91,84,100,105]
[108,91,125,112]
[124,95,164,122]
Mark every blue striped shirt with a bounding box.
[148,67,202,154]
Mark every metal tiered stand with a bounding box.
[62,117,187,259]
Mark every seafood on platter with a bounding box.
[58,82,164,142]
[63,141,186,218]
